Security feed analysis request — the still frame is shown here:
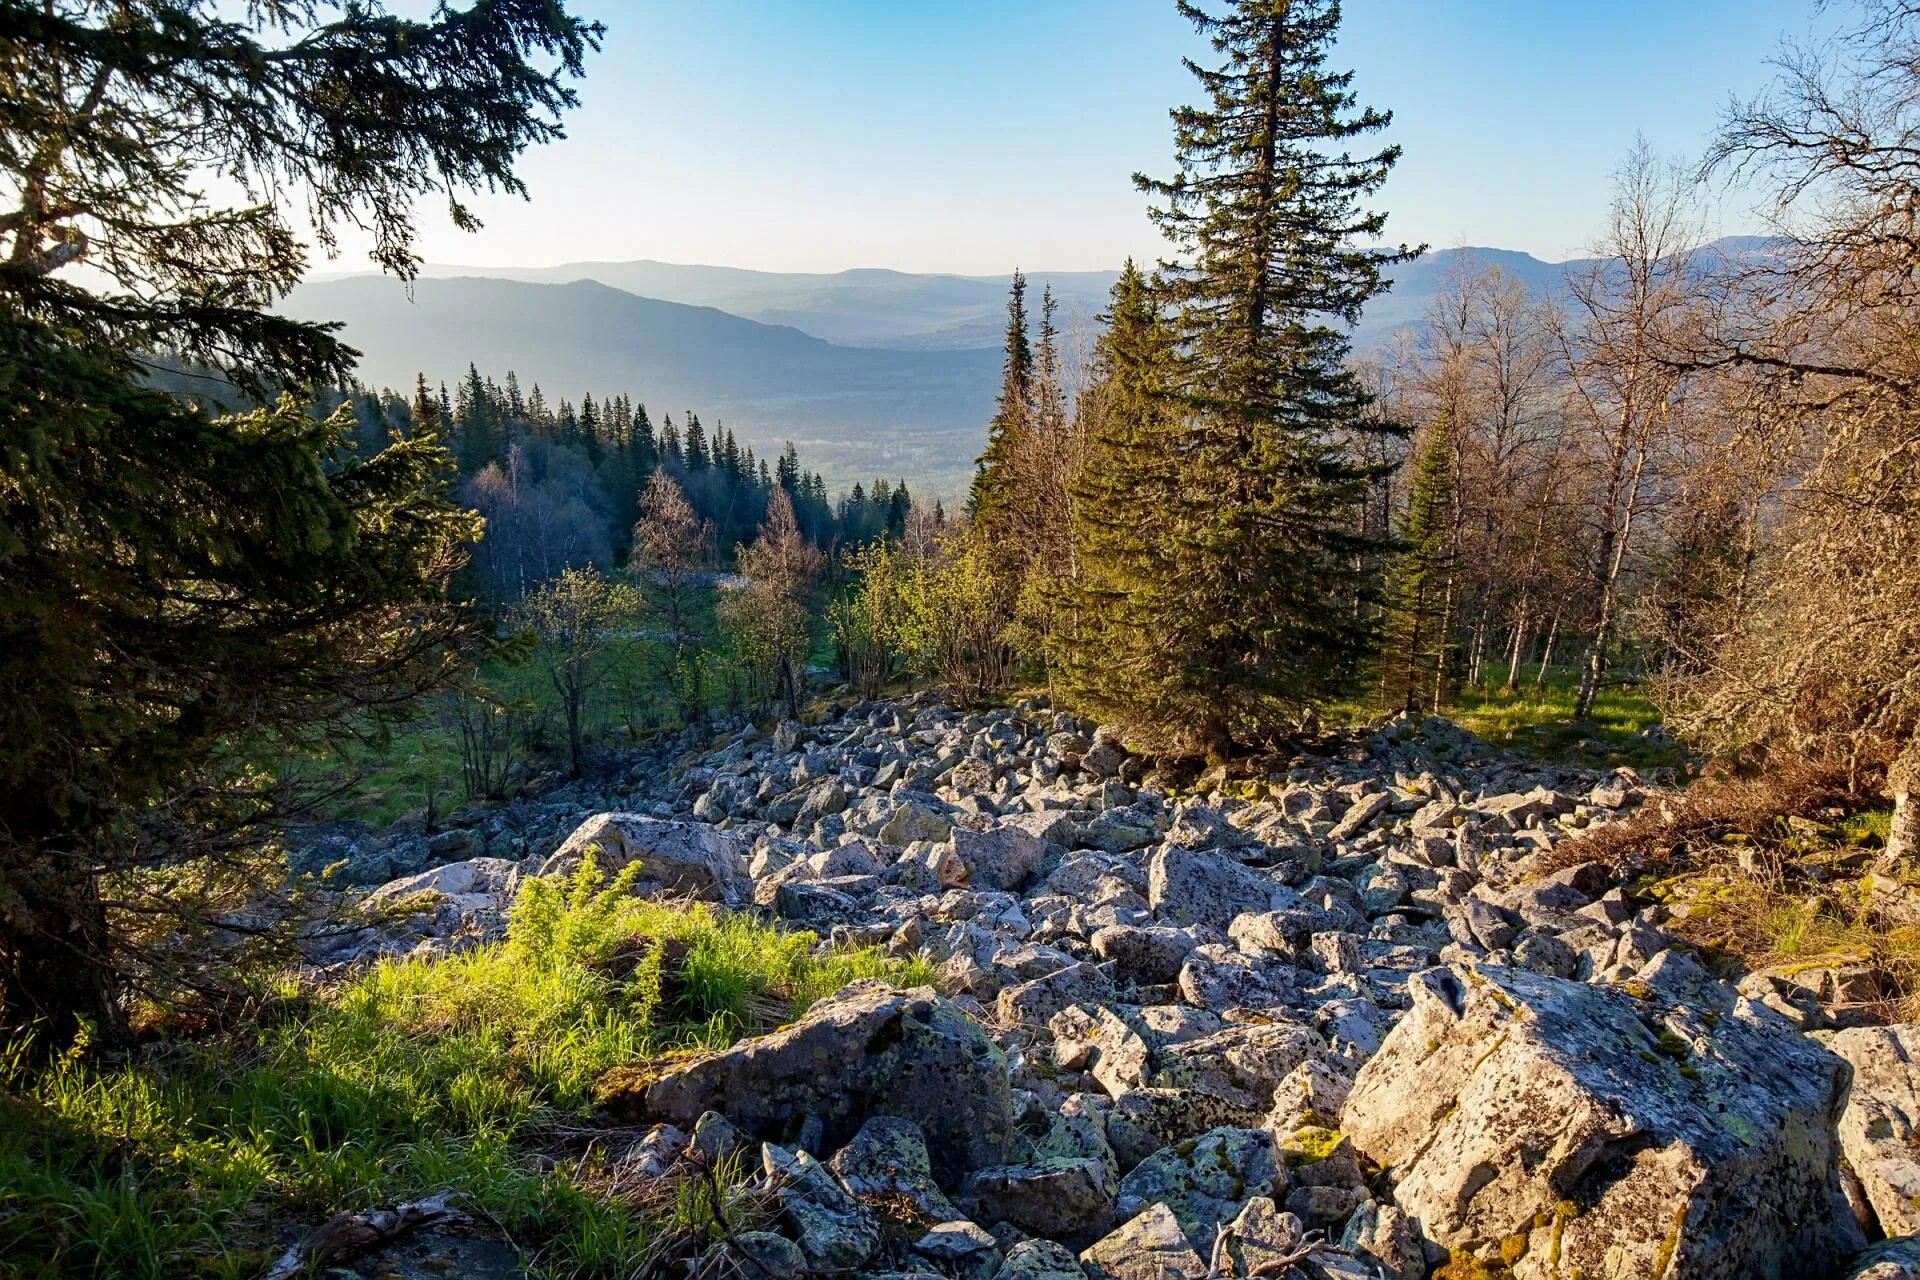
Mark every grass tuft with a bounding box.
[0,857,929,1279]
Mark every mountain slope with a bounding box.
[282,275,1001,493]
[317,261,1123,349]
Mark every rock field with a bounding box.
[297,696,1920,1279]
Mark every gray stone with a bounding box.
[764,1144,881,1269]
[1340,963,1866,1278]
[1829,1024,1920,1237]
[645,984,1014,1183]
[992,1239,1087,1280]
[960,1158,1117,1246]
[1148,846,1282,930]
[1078,1203,1204,1280]
[1113,1125,1282,1241]
[828,1115,959,1221]
[1849,1237,1920,1280]
[953,823,1046,892]
[1090,924,1197,985]
[539,814,746,901]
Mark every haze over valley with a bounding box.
[291,239,1774,493]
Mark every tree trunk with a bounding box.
[1202,709,1233,767]
[1887,736,1920,867]
[0,850,125,1057]
[1535,609,1561,690]
[778,650,801,722]
[1503,596,1530,692]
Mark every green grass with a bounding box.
[1330,669,1685,771]
[0,859,932,1279]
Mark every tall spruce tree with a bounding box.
[1050,263,1185,723]
[968,271,1033,527]
[1377,411,1459,715]
[1126,0,1414,759]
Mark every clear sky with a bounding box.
[363,0,1830,276]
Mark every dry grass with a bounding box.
[1539,757,1864,878]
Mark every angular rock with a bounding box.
[828,1116,959,1221]
[540,814,746,901]
[953,824,1046,892]
[960,1157,1116,1246]
[1078,1203,1204,1280]
[1218,1197,1303,1276]
[1829,1024,1920,1237]
[1113,1125,1282,1241]
[1148,846,1282,930]
[1850,1238,1920,1280]
[644,983,1014,1182]
[1090,924,1197,986]
[992,1239,1087,1280]
[764,1144,881,1269]
[1341,963,1866,1278]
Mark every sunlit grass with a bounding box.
[1328,667,1685,771]
[0,860,930,1280]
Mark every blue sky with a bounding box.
[378,0,1828,275]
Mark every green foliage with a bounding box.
[517,567,644,776]
[1330,673,1679,771]
[1378,411,1460,714]
[0,868,928,1278]
[1049,262,1185,730]
[1075,0,1413,759]
[0,0,601,1045]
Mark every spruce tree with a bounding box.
[0,0,598,1045]
[1124,0,1413,759]
[968,271,1033,526]
[1377,411,1459,715]
[1050,262,1186,726]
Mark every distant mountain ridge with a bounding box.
[280,274,1001,496]
[311,260,1125,350]
[291,238,1775,495]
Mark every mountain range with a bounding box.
[288,238,1771,496]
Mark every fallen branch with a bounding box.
[262,1191,463,1280]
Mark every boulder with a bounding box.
[644,983,1014,1183]
[960,1157,1117,1246]
[1849,1238,1920,1280]
[992,1239,1087,1280]
[1112,1125,1282,1241]
[1078,1203,1204,1280]
[827,1116,959,1221]
[1090,924,1198,986]
[1148,846,1284,931]
[1341,963,1865,1278]
[539,814,746,901]
[762,1144,880,1269]
[367,855,519,910]
[952,824,1046,892]
[880,796,958,845]
[1829,1024,1920,1237]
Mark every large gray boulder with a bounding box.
[1829,1024,1920,1237]
[644,983,1014,1184]
[1341,963,1865,1279]
[1148,846,1283,930]
[952,823,1046,892]
[539,813,746,901]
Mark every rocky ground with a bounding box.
[301,696,1920,1280]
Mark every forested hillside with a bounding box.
[285,275,1001,493]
